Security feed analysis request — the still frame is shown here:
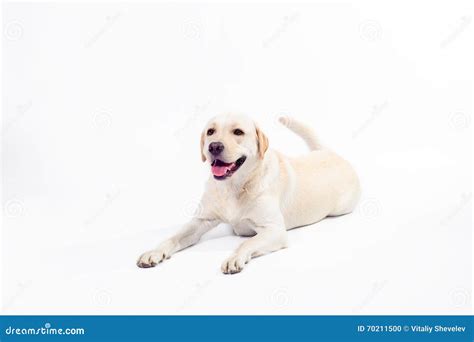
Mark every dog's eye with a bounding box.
[207,128,215,136]
[233,129,244,136]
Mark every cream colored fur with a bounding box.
[137,113,360,274]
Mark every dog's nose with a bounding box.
[209,142,224,156]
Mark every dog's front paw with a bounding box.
[137,241,174,268]
[221,253,250,274]
[136,250,167,268]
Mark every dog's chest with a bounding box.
[215,194,243,223]
[212,192,255,233]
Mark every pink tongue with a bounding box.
[211,163,234,177]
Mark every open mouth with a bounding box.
[211,156,247,180]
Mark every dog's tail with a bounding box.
[278,116,322,151]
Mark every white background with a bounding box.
[1,1,472,314]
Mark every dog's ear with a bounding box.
[256,126,269,159]
[200,131,206,162]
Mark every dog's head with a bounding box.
[200,113,268,181]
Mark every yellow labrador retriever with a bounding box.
[137,113,360,274]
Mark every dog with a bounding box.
[137,113,360,274]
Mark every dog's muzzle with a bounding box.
[211,156,247,180]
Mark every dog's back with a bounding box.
[277,118,361,229]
